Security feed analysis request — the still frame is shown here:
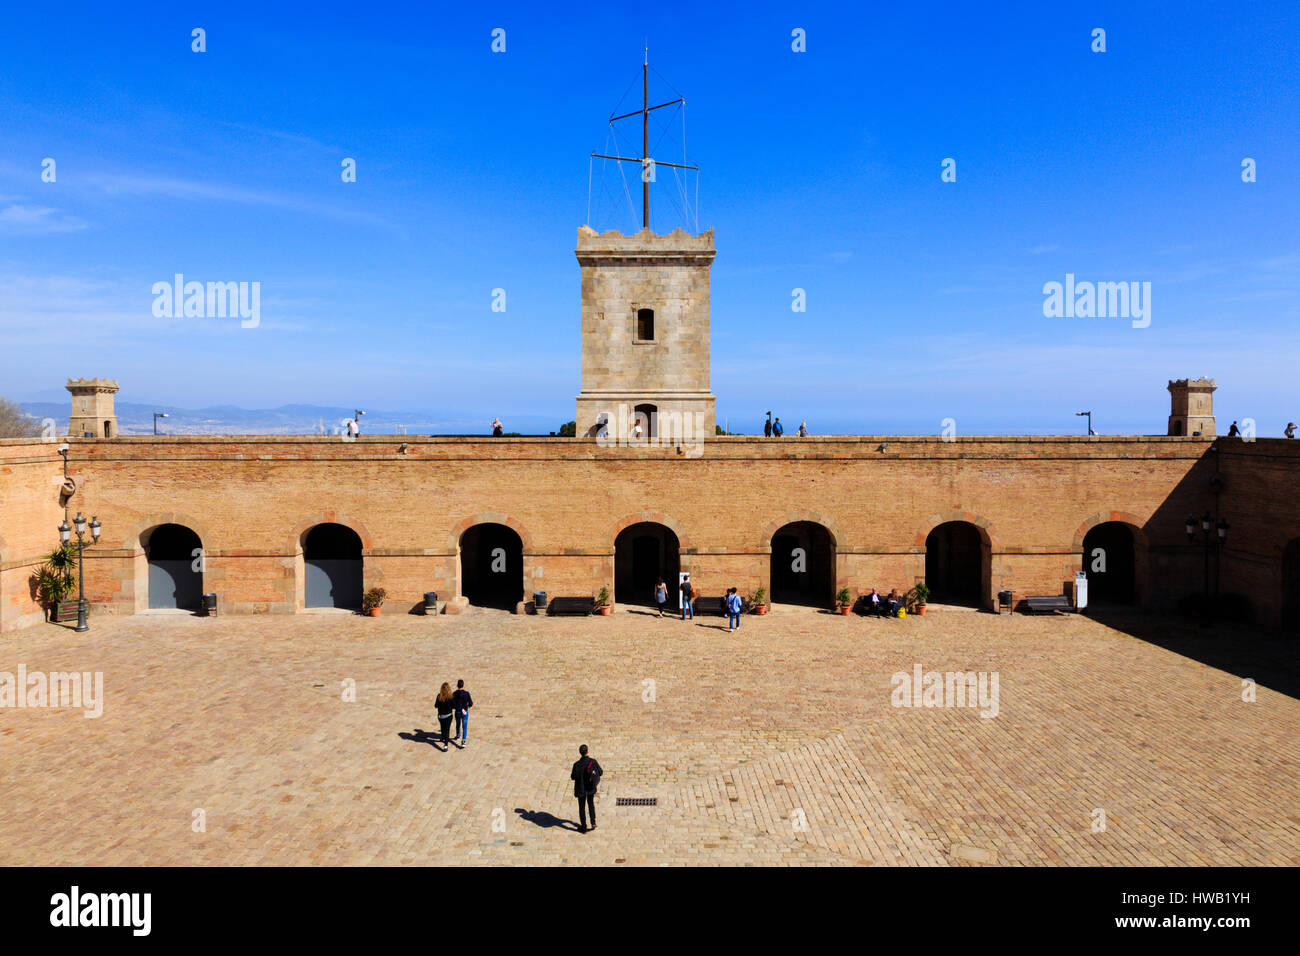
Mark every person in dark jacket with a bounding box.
[435,682,455,747]
[570,744,603,833]
[452,679,473,746]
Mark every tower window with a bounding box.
[635,307,654,341]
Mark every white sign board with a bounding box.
[1074,571,1088,610]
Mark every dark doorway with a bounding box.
[460,523,523,608]
[633,403,657,439]
[615,522,680,607]
[145,523,203,610]
[1284,539,1300,633]
[925,521,986,607]
[1082,522,1137,605]
[770,522,834,606]
[304,523,363,609]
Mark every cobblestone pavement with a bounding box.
[2,604,1297,866]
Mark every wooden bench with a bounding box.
[1024,595,1074,614]
[693,596,727,616]
[547,597,595,616]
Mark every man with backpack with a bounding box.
[726,587,742,632]
[570,744,603,833]
[679,574,695,620]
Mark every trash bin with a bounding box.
[533,591,548,611]
[203,593,218,617]
[424,591,438,614]
[997,590,1013,613]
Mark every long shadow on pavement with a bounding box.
[1087,607,1300,700]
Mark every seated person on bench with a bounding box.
[886,589,901,617]
[867,588,884,616]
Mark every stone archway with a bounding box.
[303,523,363,609]
[459,523,524,608]
[769,521,835,607]
[614,522,680,607]
[1073,511,1150,606]
[917,511,998,609]
[143,523,203,610]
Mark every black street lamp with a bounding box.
[153,412,169,435]
[59,512,101,633]
[1076,411,1095,435]
[1186,510,1229,623]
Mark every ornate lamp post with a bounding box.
[59,512,101,633]
[1186,511,1229,622]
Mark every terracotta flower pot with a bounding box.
[837,605,851,615]
[597,605,612,616]
[916,604,927,616]
[366,606,381,617]
[753,605,768,615]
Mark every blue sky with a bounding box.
[1,1,1296,435]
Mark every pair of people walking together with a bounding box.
[434,679,473,747]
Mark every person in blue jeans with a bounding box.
[726,587,742,631]
[679,575,694,620]
[452,679,473,746]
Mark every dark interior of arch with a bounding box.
[615,522,680,607]
[145,523,203,611]
[304,523,363,609]
[770,521,834,606]
[460,523,524,608]
[925,521,983,606]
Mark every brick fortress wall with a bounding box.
[1,432,1289,628]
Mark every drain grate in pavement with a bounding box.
[615,797,658,807]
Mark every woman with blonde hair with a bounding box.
[436,682,456,747]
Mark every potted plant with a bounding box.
[37,545,79,623]
[836,586,853,615]
[362,587,387,617]
[908,582,930,616]
[595,585,612,616]
[749,586,768,615]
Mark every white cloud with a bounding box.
[0,204,88,234]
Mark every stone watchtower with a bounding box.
[1167,378,1216,438]
[574,226,717,440]
[66,378,119,438]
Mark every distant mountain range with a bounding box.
[20,401,567,437]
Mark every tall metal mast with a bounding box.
[591,49,698,232]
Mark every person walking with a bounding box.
[452,679,473,747]
[798,421,808,437]
[1286,422,1296,439]
[1227,420,1241,437]
[679,575,695,621]
[435,682,456,747]
[655,578,668,617]
[570,744,603,833]
[764,413,772,438]
[726,587,742,632]
[491,417,503,437]
[772,418,784,437]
